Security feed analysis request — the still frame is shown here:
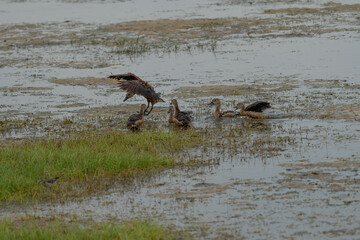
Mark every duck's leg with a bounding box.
[144,102,150,114]
[144,104,154,116]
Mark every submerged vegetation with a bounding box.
[0,129,200,202]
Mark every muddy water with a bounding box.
[1,37,359,118]
[1,0,349,24]
[1,0,360,239]
[3,118,360,239]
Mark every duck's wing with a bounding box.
[108,72,143,81]
[178,111,192,121]
[245,101,271,112]
[177,111,192,125]
[127,113,141,126]
[109,73,162,101]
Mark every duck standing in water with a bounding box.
[170,99,193,121]
[108,73,165,115]
[235,101,271,119]
[126,104,147,131]
[168,105,192,127]
[209,98,238,118]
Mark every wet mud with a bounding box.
[1,0,360,239]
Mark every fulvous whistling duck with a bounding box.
[168,105,192,127]
[235,101,271,119]
[108,73,165,116]
[40,176,60,187]
[170,99,193,120]
[126,104,147,131]
[209,98,238,118]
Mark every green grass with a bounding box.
[0,129,200,202]
[0,217,185,240]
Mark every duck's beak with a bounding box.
[123,96,130,102]
[208,101,214,106]
[168,108,172,113]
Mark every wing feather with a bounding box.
[109,73,163,101]
[127,113,141,127]
[245,101,271,112]
[177,111,192,125]
[108,73,142,81]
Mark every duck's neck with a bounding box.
[168,111,175,122]
[173,101,180,115]
[139,108,146,117]
[214,104,221,117]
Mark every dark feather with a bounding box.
[244,101,271,112]
[109,73,163,103]
[177,111,192,125]
[108,73,143,82]
[126,114,141,128]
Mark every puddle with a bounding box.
[1,0,360,239]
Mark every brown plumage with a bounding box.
[126,104,147,131]
[170,99,193,120]
[108,73,165,115]
[235,101,271,119]
[168,105,192,127]
[209,98,238,118]
[39,177,60,187]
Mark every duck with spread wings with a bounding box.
[108,73,165,115]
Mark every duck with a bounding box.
[209,98,238,118]
[168,105,192,127]
[108,73,165,115]
[171,99,193,121]
[126,104,147,131]
[235,101,271,119]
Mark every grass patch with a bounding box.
[0,129,200,202]
[0,217,186,240]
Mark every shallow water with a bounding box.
[2,117,360,239]
[1,36,359,118]
[1,0,360,239]
[0,0,346,24]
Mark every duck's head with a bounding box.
[209,98,221,107]
[123,92,134,102]
[171,99,178,106]
[235,103,245,111]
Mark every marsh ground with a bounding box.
[0,0,360,239]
